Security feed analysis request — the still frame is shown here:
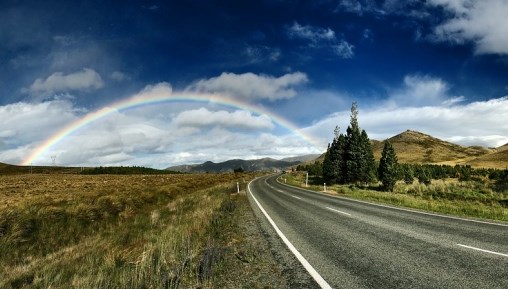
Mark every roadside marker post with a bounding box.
[324,183,326,192]
[237,182,240,193]
[306,172,308,187]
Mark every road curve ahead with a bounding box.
[248,174,508,289]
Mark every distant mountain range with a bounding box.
[166,155,320,173]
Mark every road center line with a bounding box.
[291,195,302,200]
[248,180,333,289]
[325,206,351,216]
[456,244,508,257]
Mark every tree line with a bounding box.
[81,166,181,175]
[297,102,508,192]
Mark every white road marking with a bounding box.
[457,244,508,257]
[276,178,508,227]
[291,195,302,200]
[248,180,333,289]
[325,206,351,216]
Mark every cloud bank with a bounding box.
[173,108,274,130]
[27,68,104,96]
[186,72,308,101]
[430,0,508,54]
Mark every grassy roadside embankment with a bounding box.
[282,172,508,222]
[0,173,286,289]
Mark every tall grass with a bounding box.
[284,173,508,222]
[0,173,253,289]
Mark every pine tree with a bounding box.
[322,102,376,185]
[378,141,398,191]
[344,103,362,183]
[360,129,376,184]
[417,168,431,185]
[403,165,414,184]
[323,126,345,184]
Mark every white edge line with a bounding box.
[325,206,351,216]
[456,244,508,257]
[276,176,508,228]
[248,180,333,289]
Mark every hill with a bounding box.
[371,130,492,164]
[467,149,508,169]
[497,143,508,152]
[167,157,301,173]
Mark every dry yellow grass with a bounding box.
[0,173,256,289]
[284,172,508,222]
[466,149,508,169]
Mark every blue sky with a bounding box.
[1,0,508,167]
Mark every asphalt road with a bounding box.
[247,174,508,289]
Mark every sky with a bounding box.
[1,0,508,168]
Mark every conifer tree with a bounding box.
[403,165,414,184]
[323,126,345,184]
[344,103,362,183]
[360,129,377,184]
[378,141,398,191]
[322,102,376,185]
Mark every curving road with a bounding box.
[247,174,508,289]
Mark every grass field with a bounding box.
[283,172,508,222]
[0,173,285,289]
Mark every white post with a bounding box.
[324,183,326,192]
[237,182,240,193]
[284,178,286,183]
[305,172,308,187]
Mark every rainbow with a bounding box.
[21,84,323,166]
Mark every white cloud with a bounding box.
[429,0,508,54]
[442,96,466,106]
[388,75,463,107]
[0,100,78,145]
[244,45,281,63]
[173,108,275,130]
[334,40,355,58]
[287,22,355,59]
[27,68,104,96]
[337,0,364,15]
[304,96,508,149]
[186,72,308,101]
[110,71,129,81]
[0,100,78,164]
[287,22,336,43]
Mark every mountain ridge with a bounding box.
[165,156,319,173]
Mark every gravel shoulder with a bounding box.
[214,190,319,289]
